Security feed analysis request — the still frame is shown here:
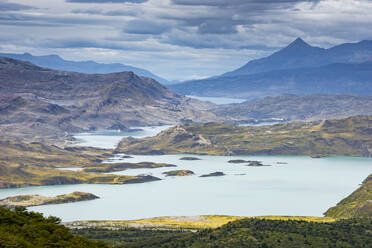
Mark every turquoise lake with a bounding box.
[0,127,371,222]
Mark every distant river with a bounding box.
[0,126,371,222]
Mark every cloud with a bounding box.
[123,20,172,35]
[171,0,321,7]
[72,8,137,16]
[1,0,372,80]
[0,1,35,11]
[66,0,147,3]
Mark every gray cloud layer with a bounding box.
[0,1,35,11]
[66,0,147,3]
[0,0,372,80]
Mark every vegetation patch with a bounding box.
[72,217,372,248]
[0,206,108,248]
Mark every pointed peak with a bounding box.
[288,37,310,48]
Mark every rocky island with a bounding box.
[200,172,226,177]
[83,162,176,173]
[162,170,195,177]
[179,157,202,161]
[0,192,99,208]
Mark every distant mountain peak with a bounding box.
[285,37,311,50]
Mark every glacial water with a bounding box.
[0,127,371,222]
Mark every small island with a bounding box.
[200,172,225,177]
[228,159,250,164]
[180,157,202,161]
[246,161,271,167]
[83,162,176,173]
[228,160,271,167]
[310,155,327,158]
[163,170,195,177]
[0,192,99,208]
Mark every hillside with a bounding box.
[0,57,216,143]
[214,94,372,122]
[170,38,372,98]
[116,116,372,157]
[325,174,372,219]
[0,207,109,248]
[0,52,169,84]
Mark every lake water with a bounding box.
[0,126,371,222]
[73,125,172,149]
[186,95,247,104]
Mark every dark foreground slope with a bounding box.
[0,57,216,143]
[0,207,109,248]
[117,115,372,157]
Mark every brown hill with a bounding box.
[0,57,216,143]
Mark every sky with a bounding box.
[1,0,372,81]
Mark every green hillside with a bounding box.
[0,207,109,248]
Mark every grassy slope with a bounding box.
[117,115,372,157]
[67,215,335,231]
[325,174,372,219]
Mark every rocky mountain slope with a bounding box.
[0,57,216,143]
[170,38,372,98]
[0,52,169,84]
[117,116,372,157]
[224,38,372,77]
[214,94,372,123]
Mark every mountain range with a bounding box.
[0,52,170,85]
[0,57,216,144]
[170,38,372,98]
